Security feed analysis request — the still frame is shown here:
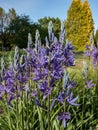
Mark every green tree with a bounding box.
[65,0,94,51]
[7,12,52,48]
[0,7,16,49]
[8,15,47,48]
[80,0,94,48]
[8,15,34,48]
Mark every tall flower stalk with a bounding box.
[92,48,98,118]
[14,46,20,129]
[59,21,65,44]
[85,35,98,119]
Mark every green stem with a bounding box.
[81,85,85,130]
[63,90,66,130]
[15,72,19,130]
[48,57,51,130]
[19,71,24,130]
[16,86,19,130]
[22,88,24,130]
[26,66,32,130]
[47,85,51,130]
[8,111,12,130]
[26,91,29,130]
[95,63,98,118]
[5,98,13,130]
[4,81,13,130]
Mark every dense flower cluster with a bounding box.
[0,21,78,128]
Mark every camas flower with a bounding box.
[56,92,65,104]
[85,80,95,89]
[67,93,80,106]
[37,81,52,99]
[92,47,98,66]
[58,112,71,128]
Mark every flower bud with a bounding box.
[35,29,41,50]
[1,57,5,78]
[63,70,69,89]
[45,36,49,48]
[28,33,32,49]
[14,46,20,70]
[48,21,54,42]
[59,21,65,44]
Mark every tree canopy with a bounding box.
[95,29,98,47]
[65,0,94,51]
[8,15,35,48]
[0,7,16,49]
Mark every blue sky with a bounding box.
[0,0,98,30]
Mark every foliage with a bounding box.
[65,0,94,51]
[0,45,98,130]
[0,7,16,49]
[8,15,49,48]
[94,29,98,47]
[0,3,97,130]
[38,17,61,39]
[0,22,79,130]
[8,15,36,48]
[0,9,61,49]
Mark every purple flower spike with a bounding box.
[48,21,54,42]
[58,112,71,128]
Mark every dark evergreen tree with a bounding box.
[8,15,34,48]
